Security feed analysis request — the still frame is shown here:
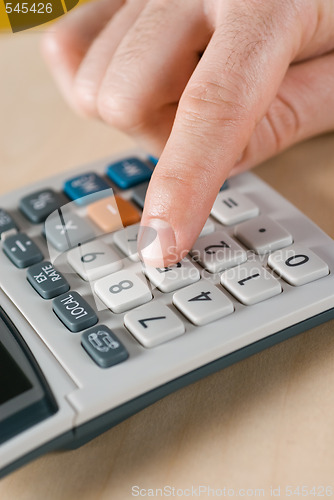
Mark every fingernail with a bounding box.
[137,219,176,267]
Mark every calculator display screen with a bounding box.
[0,341,32,405]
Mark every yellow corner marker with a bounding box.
[0,0,91,33]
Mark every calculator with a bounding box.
[1,148,334,478]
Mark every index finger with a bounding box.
[138,0,307,266]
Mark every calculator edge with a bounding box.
[1,306,334,479]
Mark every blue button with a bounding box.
[106,157,153,189]
[148,155,159,166]
[63,172,111,205]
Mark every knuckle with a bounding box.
[73,77,98,117]
[180,79,250,131]
[265,94,301,152]
[97,87,146,131]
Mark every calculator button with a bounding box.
[27,261,69,299]
[63,172,110,206]
[87,195,140,233]
[113,223,140,262]
[67,240,123,281]
[0,208,17,237]
[3,233,43,268]
[220,180,229,191]
[144,258,200,293]
[191,232,247,273]
[148,155,159,166]
[81,325,128,368]
[19,189,64,224]
[106,157,153,189]
[268,245,329,286]
[53,291,98,332]
[173,281,234,326]
[94,270,152,313]
[199,218,215,238]
[44,211,95,252]
[131,182,149,209]
[220,262,282,305]
[234,215,293,255]
[124,303,185,348]
[211,189,259,226]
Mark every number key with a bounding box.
[173,281,234,325]
[94,270,152,313]
[191,232,247,273]
[124,303,185,347]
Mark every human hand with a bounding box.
[42,0,334,265]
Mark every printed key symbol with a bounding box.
[11,239,31,253]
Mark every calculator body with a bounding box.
[1,149,334,478]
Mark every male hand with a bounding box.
[42,0,334,265]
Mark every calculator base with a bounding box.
[2,306,334,479]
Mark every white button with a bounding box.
[144,258,200,293]
[67,240,122,281]
[191,232,247,273]
[234,215,293,255]
[173,281,234,325]
[211,189,259,225]
[268,245,329,286]
[124,303,185,348]
[94,270,152,313]
[113,223,140,261]
[220,262,282,305]
[199,218,216,237]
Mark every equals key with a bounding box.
[3,233,43,268]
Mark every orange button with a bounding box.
[87,195,141,233]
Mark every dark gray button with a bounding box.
[3,233,43,268]
[220,180,229,191]
[131,182,148,209]
[53,291,98,332]
[20,189,64,223]
[81,325,128,368]
[0,209,17,236]
[44,211,95,252]
[27,261,69,299]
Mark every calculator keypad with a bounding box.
[67,240,123,281]
[1,155,332,371]
[211,189,259,225]
[94,269,152,313]
[124,303,185,348]
[220,262,282,305]
[234,215,293,255]
[191,232,247,273]
[173,281,234,326]
[268,245,329,286]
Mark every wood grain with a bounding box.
[1,33,334,500]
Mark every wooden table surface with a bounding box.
[1,32,334,500]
